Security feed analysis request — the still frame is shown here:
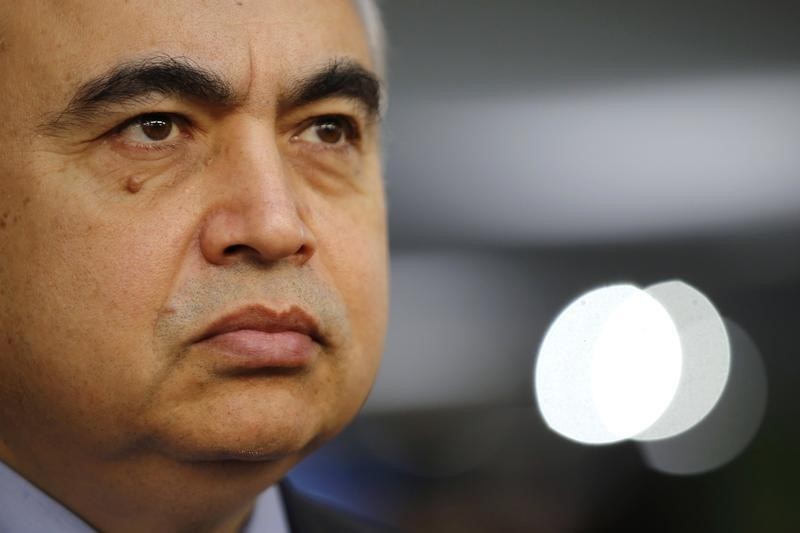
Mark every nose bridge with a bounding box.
[222,117,293,208]
[199,115,315,266]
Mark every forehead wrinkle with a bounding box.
[245,38,256,103]
[0,10,8,54]
[235,36,271,114]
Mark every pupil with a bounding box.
[140,117,172,141]
[317,121,343,143]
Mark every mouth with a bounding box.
[192,305,326,369]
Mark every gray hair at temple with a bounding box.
[353,0,387,79]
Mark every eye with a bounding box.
[117,113,182,145]
[293,116,359,147]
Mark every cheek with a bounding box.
[34,203,182,333]
[316,199,389,380]
[0,178,193,418]
[0,150,200,455]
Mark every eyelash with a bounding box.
[106,112,363,155]
[110,113,189,153]
[292,114,363,150]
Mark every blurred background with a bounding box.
[290,1,800,531]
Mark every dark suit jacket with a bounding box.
[280,481,400,533]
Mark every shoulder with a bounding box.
[279,480,400,533]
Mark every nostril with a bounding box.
[223,244,251,256]
[296,243,313,259]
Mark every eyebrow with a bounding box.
[40,55,237,133]
[280,58,383,119]
[40,55,383,134]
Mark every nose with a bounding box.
[199,120,316,267]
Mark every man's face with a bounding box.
[0,0,387,480]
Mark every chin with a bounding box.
[142,385,351,466]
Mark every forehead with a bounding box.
[1,0,372,105]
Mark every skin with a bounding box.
[0,1,388,531]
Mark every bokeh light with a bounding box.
[636,281,731,441]
[591,288,683,440]
[534,280,766,476]
[638,319,767,475]
[535,284,682,444]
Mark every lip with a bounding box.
[192,305,325,369]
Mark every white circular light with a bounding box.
[639,319,767,475]
[535,284,683,444]
[591,290,683,439]
[636,281,730,441]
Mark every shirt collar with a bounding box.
[0,459,95,532]
[242,483,291,533]
[0,460,289,533]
